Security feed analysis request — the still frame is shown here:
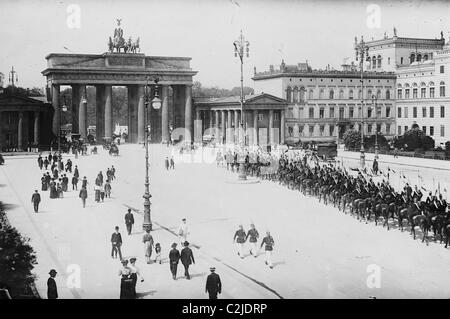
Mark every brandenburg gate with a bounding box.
[42,21,197,144]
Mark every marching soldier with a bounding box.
[246,224,259,257]
[233,225,246,259]
[205,267,222,299]
[260,231,275,269]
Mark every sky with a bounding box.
[1,0,450,90]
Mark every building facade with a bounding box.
[194,93,287,148]
[252,62,396,144]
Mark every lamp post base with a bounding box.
[360,151,365,168]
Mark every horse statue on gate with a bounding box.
[108,19,140,54]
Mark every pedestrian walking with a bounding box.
[260,231,275,269]
[38,154,43,170]
[41,174,48,191]
[372,158,379,175]
[125,208,134,235]
[100,184,105,202]
[143,228,154,264]
[170,156,175,169]
[82,176,88,188]
[205,267,222,299]
[111,165,116,180]
[79,186,88,208]
[165,157,170,170]
[111,226,123,260]
[180,241,195,280]
[72,175,79,190]
[169,243,180,280]
[177,218,189,245]
[31,190,41,213]
[246,223,259,257]
[233,225,246,258]
[47,269,58,299]
[94,184,101,202]
[74,166,79,179]
[43,157,49,170]
[129,258,144,298]
[118,260,134,299]
[104,180,112,198]
[154,243,162,264]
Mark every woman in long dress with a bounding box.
[49,181,57,199]
[142,229,154,264]
[118,260,134,299]
[94,185,101,202]
[41,175,48,191]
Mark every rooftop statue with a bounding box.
[108,19,140,54]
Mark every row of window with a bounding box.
[397,106,445,118]
[286,87,391,103]
[397,125,446,137]
[397,83,445,99]
[289,106,391,119]
[287,123,391,137]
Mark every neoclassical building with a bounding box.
[252,61,396,143]
[0,94,53,151]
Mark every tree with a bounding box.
[364,133,388,150]
[395,126,435,151]
[343,129,361,149]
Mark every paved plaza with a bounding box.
[1,144,450,298]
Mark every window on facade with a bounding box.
[388,57,391,65]
[398,126,402,135]
[422,126,427,134]
[386,107,391,118]
[405,125,409,132]
[430,126,434,136]
[441,106,445,118]
[377,55,382,68]
[440,65,445,74]
[367,108,373,118]
[299,125,304,136]
[293,87,299,103]
[299,108,304,118]
[329,107,335,118]
[339,108,344,119]
[319,108,324,118]
[430,87,435,98]
[299,88,305,103]
[410,54,415,64]
[376,124,381,133]
[413,107,417,118]
[430,106,434,118]
[287,107,294,118]
[398,107,402,118]
[386,124,391,134]
[424,54,428,61]
[258,114,264,121]
[440,82,445,97]
[309,107,314,118]
[319,89,324,99]
[377,107,381,118]
[349,90,353,99]
[358,90,362,99]
[286,87,292,103]
[320,125,324,136]
[349,107,354,118]
[413,88,418,99]
[367,89,372,98]
[339,90,344,99]
[308,89,314,100]
[376,90,381,99]
[405,89,410,99]
[309,125,314,136]
[441,125,445,137]
[401,57,404,64]
[386,90,390,100]
[404,107,408,118]
[416,54,422,62]
[330,125,335,136]
[422,107,427,117]
[368,124,372,134]
[397,89,402,99]
[274,113,279,121]
[329,90,334,99]
[421,88,426,98]
[372,56,376,69]
[288,126,293,137]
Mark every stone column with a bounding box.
[269,109,274,145]
[209,111,213,130]
[34,112,40,145]
[71,84,80,134]
[0,112,3,151]
[227,110,232,144]
[104,85,113,141]
[221,110,226,144]
[96,85,105,142]
[234,110,239,144]
[51,84,60,136]
[79,85,87,140]
[161,85,169,143]
[137,85,145,143]
[127,85,138,143]
[215,110,220,140]
[280,110,285,144]
[18,112,24,151]
[185,85,193,143]
[253,110,258,145]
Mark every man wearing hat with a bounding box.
[124,208,134,235]
[31,190,41,213]
[180,241,195,280]
[205,267,222,299]
[260,231,275,269]
[47,269,58,299]
[169,243,181,280]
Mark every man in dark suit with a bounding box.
[180,241,195,279]
[111,226,123,260]
[205,267,221,299]
[169,243,181,280]
[79,186,88,208]
[47,269,58,299]
[31,190,41,213]
[124,209,134,235]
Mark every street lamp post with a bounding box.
[372,94,379,160]
[142,76,161,232]
[58,97,68,171]
[354,36,370,168]
[233,30,250,180]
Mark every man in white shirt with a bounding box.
[177,218,189,245]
